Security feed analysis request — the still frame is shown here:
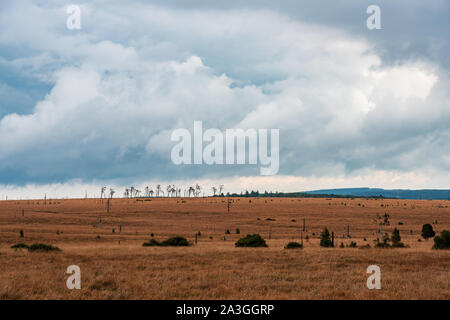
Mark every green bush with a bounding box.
[27,243,61,252]
[235,234,268,247]
[284,242,303,249]
[422,224,435,239]
[236,228,240,234]
[432,230,450,250]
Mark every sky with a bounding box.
[0,0,449,199]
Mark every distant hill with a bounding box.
[302,188,450,200]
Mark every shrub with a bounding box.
[391,228,401,244]
[27,243,61,252]
[348,241,357,248]
[19,230,24,238]
[235,234,268,247]
[225,229,231,234]
[284,242,303,249]
[236,228,240,234]
[142,239,160,247]
[11,243,28,250]
[392,241,406,248]
[375,234,390,248]
[319,228,333,247]
[143,236,189,247]
[422,224,435,239]
[432,230,450,250]
[339,242,344,248]
[375,241,390,248]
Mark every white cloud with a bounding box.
[0,1,449,195]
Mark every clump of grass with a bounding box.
[235,234,268,247]
[284,242,303,249]
[143,236,189,247]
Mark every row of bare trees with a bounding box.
[101,184,225,198]
[100,186,115,199]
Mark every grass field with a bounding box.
[0,197,449,299]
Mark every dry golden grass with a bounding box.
[0,197,449,299]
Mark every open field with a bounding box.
[0,197,449,299]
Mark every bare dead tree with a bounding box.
[100,186,106,199]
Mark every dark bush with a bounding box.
[284,242,303,249]
[225,229,231,234]
[391,228,401,244]
[161,236,189,246]
[11,243,28,250]
[143,236,189,247]
[422,224,435,239]
[348,241,357,248]
[235,234,268,247]
[142,239,161,246]
[27,243,61,252]
[432,230,450,250]
[236,228,240,234]
[319,228,333,247]
[392,241,406,248]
